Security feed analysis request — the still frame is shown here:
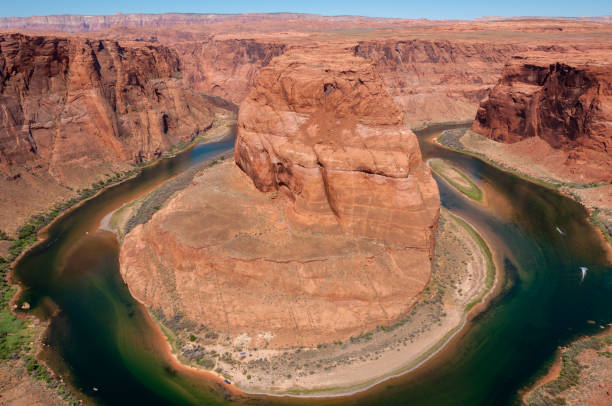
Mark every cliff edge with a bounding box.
[472,60,612,182]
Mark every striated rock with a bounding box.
[235,47,440,249]
[472,61,612,182]
[120,47,440,348]
[0,32,218,233]
[173,39,286,103]
[79,18,612,122]
[353,40,525,126]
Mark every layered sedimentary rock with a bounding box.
[0,13,449,34]
[472,61,612,182]
[0,33,217,233]
[235,47,440,248]
[354,40,525,126]
[76,18,612,121]
[120,47,440,348]
[173,39,286,103]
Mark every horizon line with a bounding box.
[0,12,610,21]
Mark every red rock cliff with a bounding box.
[235,46,440,250]
[353,40,525,126]
[173,39,286,103]
[472,61,612,182]
[0,33,218,233]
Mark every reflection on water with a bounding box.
[13,125,612,405]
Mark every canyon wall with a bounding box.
[472,61,612,182]
[0,33,218,233]
[173,39,286,103]
[354,40,525,126]
[120,47,440,348]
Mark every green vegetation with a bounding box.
[590,208,612,245]
[0,286,31,360]
[449,213,496,312]
[197,358,216,370]
[429,158,483,202]
[437,129,566,191]
[545,337,603,395]
[528,334,612,406]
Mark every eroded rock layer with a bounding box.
[472,61,612,182]
[0,33,217,233]
[173,39,286,103]
[235,47,440,249]
[120,47,440,348]
[354,40,525,126]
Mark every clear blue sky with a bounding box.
[1,0,611,19]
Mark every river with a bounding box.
[12,124,612,405]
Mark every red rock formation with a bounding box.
[353,40,526,126]
[472,61,612,182]
[120,47,440,348]
[235,46,440,249]
[0,33,217,233]
[173,39,286,103]
[76,18,612,123]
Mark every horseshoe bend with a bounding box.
[1,11,612,406]
[118,48,456,392]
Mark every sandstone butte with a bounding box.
[120,46,440,348]
[0,32,223,234]
[472,60,612,183]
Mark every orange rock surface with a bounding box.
[120,47,439,348]
[0,32,218,233]
[472,60,612,182]
[235,46,440,248]
[353,40,524,126]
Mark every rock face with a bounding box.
[472,61,612,182]
[354,40,525,126]
[120,47,440,348]
[173,39,286,103]
[235,47,440,249]
[0,33,217,233]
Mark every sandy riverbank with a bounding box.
[522,328,612,406]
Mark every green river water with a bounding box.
[12,124,612,405]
